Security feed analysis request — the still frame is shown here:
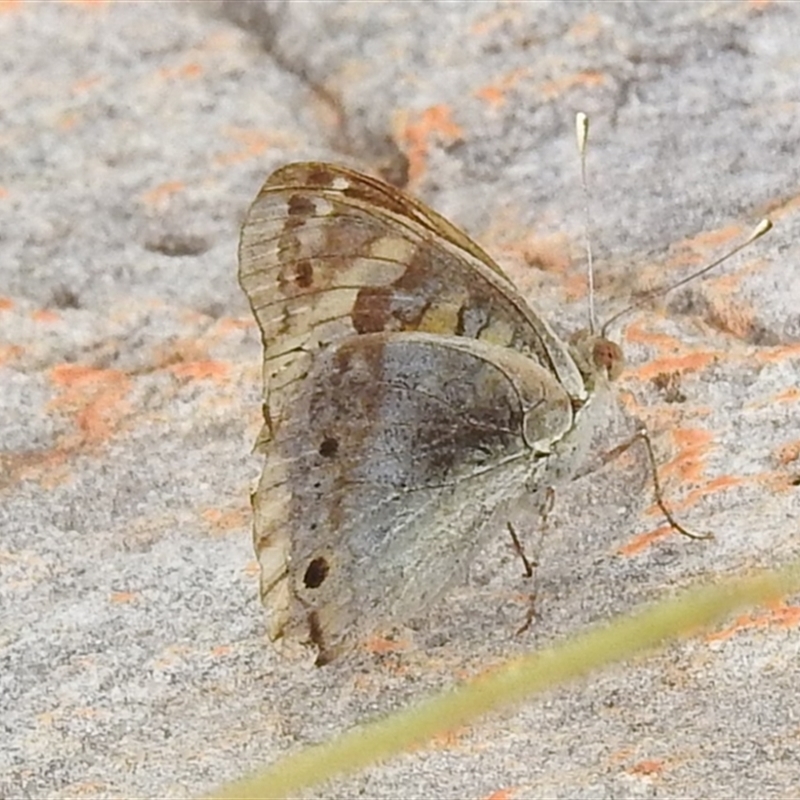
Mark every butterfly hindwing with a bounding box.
[253,331,574,663]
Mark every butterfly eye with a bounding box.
[319,436,339,458]
[593,338,624,381]
[304,557,330,588]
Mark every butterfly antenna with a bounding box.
[601,217,773,337]
[576,112,598,335]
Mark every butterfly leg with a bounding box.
[573,426,713,541]
[506,521,536,579]
[506,484,555,634]
[507,519,537,635]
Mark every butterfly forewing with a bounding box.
[264,162,510,278]
[238,162,586,441]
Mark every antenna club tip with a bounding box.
[753,218,772,238]
[575,112,589,151]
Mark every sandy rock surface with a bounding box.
[2,2,799,797]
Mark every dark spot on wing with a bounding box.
[277,229,302,265]
[307,167,334,186]
[288,194,316,216]
[304,556,329,588]
[319,436,339,458]
[294,258,313,288]
[352,286,393,333]
[351,247,437,334]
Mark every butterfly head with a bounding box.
[567,329,625,395]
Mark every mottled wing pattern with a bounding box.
[258,332,573,664]
[238,162,586,444]
[265,162,510,278]
[237,162,623,665]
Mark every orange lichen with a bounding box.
[474,68,528,109]
[469,5,523,36]
[761,191,800,221]
[628,759,665,776]
[158,61,203,81]
[679,223,744,254]
[428,725,469,750]
[48,365,131,447]
[214,316,254,334]
[633,352,718,382]
[623,320,684,350]
[618,525,675,556]
[109,591,138,604]
[474,84,506,108]
[201,506,249,535]
[704,297,758,339]
[31,308,60,324]
[755,344,800,365]
[539,71,605,100]
[566,12,603,41]
[1,364,135,487]
[243,560,260,578]
[0,344,23,366]
[140,180,185,208]
[216,128,274,166]
[481,790,517,800]
[706,602,800,641]
[658,427,714,483]
[682,474,745,502]
[363,634,410,656]
[399,105,464,184]
[168,360,230,382]
[71,75,102,94]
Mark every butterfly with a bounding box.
[238,161,624,665]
